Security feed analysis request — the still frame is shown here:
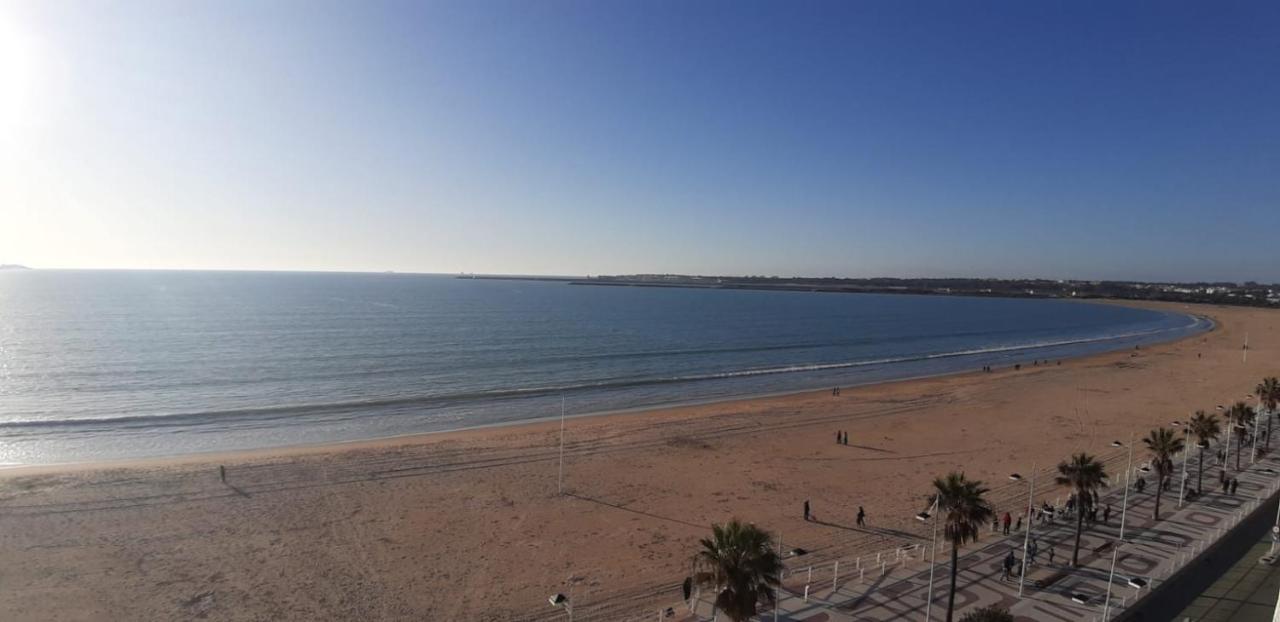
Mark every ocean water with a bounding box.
[0,270,1209,464]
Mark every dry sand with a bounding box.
[0,301,1276,621]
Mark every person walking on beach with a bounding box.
[1028,538,1039,564]
[1002,512,1011,535]
[804,500,811,521]
[1103,504,1111,524]
[219,465,226,483]
[1231,478,1239,495]
[842,431,849,445]
[1048,545,1056,565]
[835,430,841,444]
[856,506,866,527]
[1015,516,1023,532]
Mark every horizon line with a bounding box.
[2,266,1274,286]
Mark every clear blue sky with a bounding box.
[3,1,1278,281]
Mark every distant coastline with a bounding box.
[460,273,1280,308]
[0,264,31,270]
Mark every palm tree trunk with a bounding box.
[1072,502,1084,566]
[1153,474,1162,520]
[1236,431,1243,471]
[1268,417,1273,451]
[1197,446,1204,494]
[946,541,958,622]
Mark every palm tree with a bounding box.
[691,519,782,622]
[1143,427,1185,520]
[1227,402,1256,471]
[1258,377,1280,450]
[930,472,993,622]
[1056,453,1107,566]
[1188,410,1221,494]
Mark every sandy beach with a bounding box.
[0,300,1274,621]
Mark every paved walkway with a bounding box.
[679,444,1280,622]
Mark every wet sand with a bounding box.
[0,301,1274,621]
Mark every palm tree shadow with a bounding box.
[563,492,703,530]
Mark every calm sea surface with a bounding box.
[0,271,1209,464]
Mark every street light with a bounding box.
[1178,420,1192,508]
[1219,404,1232,474]
[1102,543,1121,620]
[1010,467,1035,597]
[1113,435,1135,541]
[1251,394,1261,465]
[918,497,940,622]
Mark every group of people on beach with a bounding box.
[980,360,1062,374]
[831,387,842,396]
[835,430,850,445]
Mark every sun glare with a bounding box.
[0,18,42,136]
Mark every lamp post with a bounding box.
[1010,469,1035,597]
[1220,404,1231,475]
[1175,421,1191,508]
[1102,542,1121,620]
[1113,434,1135,542]
[1253,394,1263,465]
[918,498,941,622]
[1272,502,1280,557]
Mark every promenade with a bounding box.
[677,439,1280,622]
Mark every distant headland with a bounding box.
[460,273,1280,308]
[0,264,32,270]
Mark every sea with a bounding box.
[0,270,1210,465]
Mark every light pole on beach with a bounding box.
[1010,469,1034,597]
[1102,541,1122,620]
[1175,421,1190,508]
[917,498,940,622]
[1113,434,1135,541]
[1220,404,1231,475]
[1272,500,1280,558]
[1253,394,1263,465]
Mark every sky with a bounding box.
[1,1,1278,282]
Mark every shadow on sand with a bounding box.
[811,518,926,542]
[563,492,704,530]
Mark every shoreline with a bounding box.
[0,302,1215,477]
[0,300,1272,621]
